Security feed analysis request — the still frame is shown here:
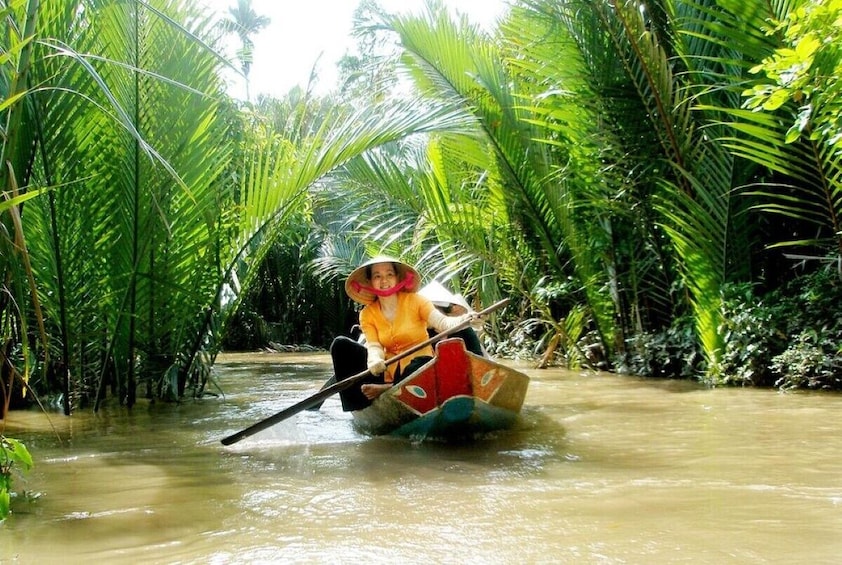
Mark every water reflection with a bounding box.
[2,352,841,564]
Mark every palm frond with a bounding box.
[384,0,626,352]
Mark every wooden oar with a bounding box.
[219,298,509,446]
[304,375,337,411]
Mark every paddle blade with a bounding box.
[220,369,369,445]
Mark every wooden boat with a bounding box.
[351,337,530,439]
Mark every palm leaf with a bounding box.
[384,0,622,352]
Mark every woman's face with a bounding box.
[370,262,398,290]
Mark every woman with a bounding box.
[330,256,472,411]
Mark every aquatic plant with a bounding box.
[0,436,33,521]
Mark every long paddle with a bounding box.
[304,375,337,411]
[220,298,509,446]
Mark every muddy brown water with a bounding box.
[2,352,840,564]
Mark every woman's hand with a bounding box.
[367,359,387,375]
[428,308,480,332]
[365,342,386,374]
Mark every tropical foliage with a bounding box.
[4,0,238,412]
[1,0,474,417]
[306,0,841,387]
[2,0,841,437]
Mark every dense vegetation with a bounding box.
[2,0,841,424]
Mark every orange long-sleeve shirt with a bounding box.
[359,292,435,382]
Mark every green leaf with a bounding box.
[785,123,802,143]
[795,35,820,60]
[764,88,791,110]
[2,438,33,472]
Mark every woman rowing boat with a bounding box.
[330,256,473,411]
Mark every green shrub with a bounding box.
[717,266,842,390]
[769,267,842,390]
[615,316,704,379]
[1,436,33,521]
[771,330,842,390]
[615,265,842,390]
[716,282,788,386]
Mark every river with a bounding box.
[2,352,840,564]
